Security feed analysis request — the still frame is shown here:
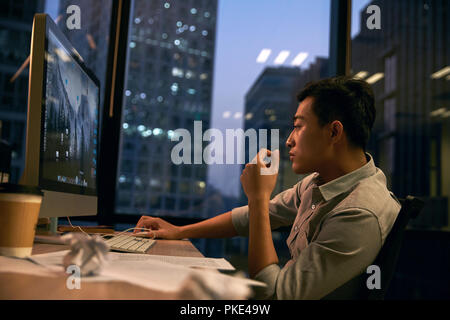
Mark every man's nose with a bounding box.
[286,131,294,148]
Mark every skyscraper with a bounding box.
[352,0,450,228]
[242,66,304,198]
[116,0,218,218]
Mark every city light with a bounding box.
[291,52,308,66]
[153,128,163,136]
[245,112,253,120]
[171,83,179,92]
[233,112,242,119]
[198,181,206,189]
[256,49,271,63]
[365,72,384,84]
[142,130,152,137]
[86,34,96,50]
[222,111,231,119]
[353,71,369,79]
[172,67,183,77]
[430,66,450,79]
[430,108,446,117]
[274,50,290,65]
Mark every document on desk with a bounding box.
[20,250,266,295]
[108,252,235,271]
[0,255,59,278]
[101,258,265,294]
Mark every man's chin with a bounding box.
[291,163,303,175]
[292,163,310,175]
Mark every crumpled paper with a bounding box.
[61,233,109,276]
[176,270,253,300]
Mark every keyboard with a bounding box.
[104,234,156,253]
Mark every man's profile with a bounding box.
[134,76,401,300]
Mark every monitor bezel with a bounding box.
[38,14,100,196]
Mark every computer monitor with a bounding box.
[20,14,99,218]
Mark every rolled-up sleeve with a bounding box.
[252,208,382,299]
[231,180,304,237]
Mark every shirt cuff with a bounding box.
[253,264,281,300]
[231,205,249,237]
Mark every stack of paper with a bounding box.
[4,250,265,298]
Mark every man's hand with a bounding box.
[240,149,279,201]
[134,216,182,239]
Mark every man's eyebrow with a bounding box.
[293,115,306,121]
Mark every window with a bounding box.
[351,0,450,228]
[115,0,331,219]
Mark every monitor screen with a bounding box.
[39,27,99,195]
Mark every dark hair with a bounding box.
[297,76,376,150]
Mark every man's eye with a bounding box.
[294,125,302,129]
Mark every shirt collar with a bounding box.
[312,153,377,202]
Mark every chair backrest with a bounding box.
[366,195,424,299]
[322,195,425,300]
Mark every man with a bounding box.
[134,76,401,299]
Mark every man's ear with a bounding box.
[330,120,344,140]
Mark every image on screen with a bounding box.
[41,29,99,190]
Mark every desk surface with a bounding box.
[0,238,204,300]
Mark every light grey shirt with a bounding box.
[231,153,401,299]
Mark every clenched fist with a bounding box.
[240,149,279,201]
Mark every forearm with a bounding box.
[179,210,238,239]
[248,197,279,278]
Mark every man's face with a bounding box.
[286,97,331,174]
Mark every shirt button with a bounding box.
[311,204,316,210]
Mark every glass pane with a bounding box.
[351,0,450,230]
[116,0,330,218]
[0,0,112,182]
[116,0,331,219]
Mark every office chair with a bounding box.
[322,195,425,300]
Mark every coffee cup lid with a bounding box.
[0,183,43,196]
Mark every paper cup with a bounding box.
[0,183,43,257]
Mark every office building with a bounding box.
[241,67,302,204]
[0,0,45,183]
[242,61,329,200]
[352,0,450,228]
[116,0,218,218]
